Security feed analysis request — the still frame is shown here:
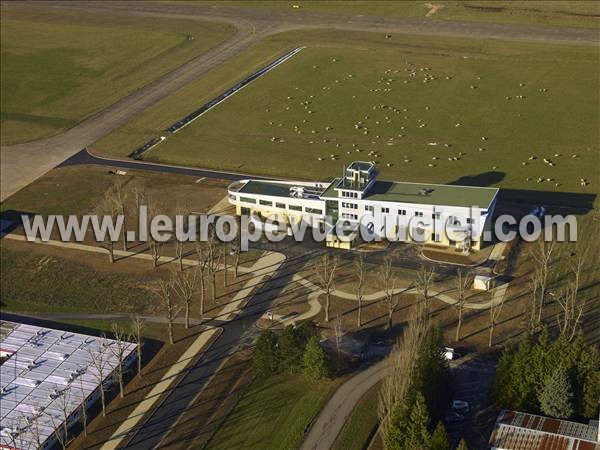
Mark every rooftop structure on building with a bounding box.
[0,320,136,450]
[489,410,599,450]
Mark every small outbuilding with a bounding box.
[474,274,496,291]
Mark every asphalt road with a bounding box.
[301,359,387,450]
[123,252,311,449]
[60,148,275,181]
[2,0,598,201]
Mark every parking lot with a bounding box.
[445,354,499,449]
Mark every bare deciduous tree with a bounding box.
[174,205,188,272]
[416,265,435,319]
[195,242,209,317]
[528,272,540,333]
[488,284,506,347]
[108,324,128,398]
[379,256,398,331]
[223,245,228,287]
[333,313,344,359]
[231,237,241,280]
[173,266,200,329]
[556,282,586,341]
[206,232,221,303]
[147,202,163,269]
[86,338,109,416]
[531,239,556,323]
[313,252,338,322]
[77,375,88,437]
[94,189,121,263]
[378,304,428,438]
[113,180,128,251]
[49,388,72,450]
[131,316,145,377]
[157,277,181,345]
[454,268,471,342]
[353,253,366,328]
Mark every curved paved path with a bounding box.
[300,359,387,450]
[2,0,598,200]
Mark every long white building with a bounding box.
[228,162,498,250]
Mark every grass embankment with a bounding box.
[205,374,336,450]
[0,248,158,315]
[203,1,600,28]
[94,29,599,196]
[0,4,234,144]
[333,382,381,450]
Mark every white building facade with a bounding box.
[228,162,498,250]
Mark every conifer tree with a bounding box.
[456,438,469,450]
[405,392,430,449]
[253,329,279,377]
[302,335,329,381]
[429,422,451,450]
[539,366,575,419]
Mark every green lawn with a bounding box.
[333,382,380,450]
[198,1,600,29]
[0,248,159,315]
[0,165,117,218]
[94,29,599,195]
[0,5,234,145]
[206,374,335,450]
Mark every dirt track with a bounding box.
[2,0,598,201]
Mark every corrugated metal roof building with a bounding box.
[0,320,136,450]
[489,410,599,450]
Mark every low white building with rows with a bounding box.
[0,320,136,450]
[228,162,498,250]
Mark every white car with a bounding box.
[451,400,470,412]
[444,347,462,360]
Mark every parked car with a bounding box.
[444,347,462,360]
[444,412,464,423]
[529,206,546,218]
[451,400,470,413]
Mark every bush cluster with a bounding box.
[492,329,600,419]
[253,321,329,381]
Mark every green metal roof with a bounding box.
[240,178,498,208]
[238,180,294,197]
[322,178,498,208]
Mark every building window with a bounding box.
[240,196,256,204]
[399,209,406,215]
[305,207,323,214]
[259,199,273,206]
[382,207,390,214]
[342,213,358,220]
[365,205,374,212]
[276,202,286,209]
[467,218,473,224]
[432,212,441,219]
[342,202,358,209]
[289,205,302,211]
[415,211,423,217]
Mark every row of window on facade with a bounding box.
[237,196,323,215]
[236,196,473,225]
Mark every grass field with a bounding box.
[332,382,380,450]
[0,5,234,145]
[0,248,159,315]
[206,374,336,450]
[201,1,600,28]
[94,29,599,195]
